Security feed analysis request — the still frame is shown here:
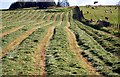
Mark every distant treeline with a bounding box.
[9,1,56,10]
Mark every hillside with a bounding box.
[1,6,120,76]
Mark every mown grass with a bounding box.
[45,8,71,13]
[46,25,88,75]
[1,9,53,48]
[1,6,120,76]
[45,12,88,75]
[2,25,37,48]
[1,8,60,74]
[55,13,61,21]
[2,25,51,75]
[80,6,120,36]
[74,20,120,58]
[80,6,118,24]
[2,10,30,21]
[69,15,120,75]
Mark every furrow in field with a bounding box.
[23,11,42,22]
[65,12,99,75]
[1,21,54,59]
[34,26,55,76]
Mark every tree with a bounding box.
[17,0,25,8]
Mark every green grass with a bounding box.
[74,20,120,58]
[69,11,120,75]
[2,25,37,48]
[1,6,120,76]
[45,12,88,75]
[56,13,61,21]
[80,6,118,24]
[2,25,51,75]
[46,25,88,75]
[80,6,120,36]
[45,8,72,13]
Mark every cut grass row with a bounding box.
[2,11,23,19]
[45,12,88,75]
[1,12,50,33]
[2,25,52,75]
[1,10,63,38]
[1,19,47,37]
[1,7,119,76]
[1,11,60,59]
[2,10,40,25]
[4,10,38,22]
[1,20,54,59]
[8,10,35,21]
[45,25,88,75]
[3,10,30,21]
[2,11,61,75]
[69,17,120,76]
[65,12,99,75]
[1,11,10,18]
[74,21,120,58]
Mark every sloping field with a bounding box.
[80,6,120,36]
[1,7,120,76]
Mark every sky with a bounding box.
[0,0,119,9]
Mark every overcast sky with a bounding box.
[0,0,119,9]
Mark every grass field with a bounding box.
[80,6,120,36]
[1,6,120,76]
[80,6,118,24]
